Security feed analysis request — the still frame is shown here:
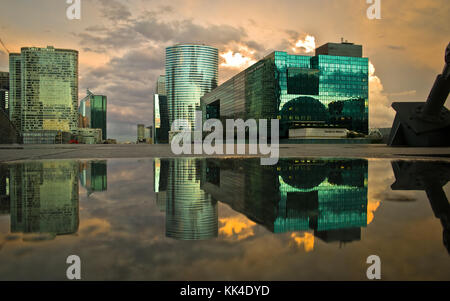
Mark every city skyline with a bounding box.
[0,0,448,141]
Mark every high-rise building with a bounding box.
[79,89,107,140]
[0,71,9,114]
[153,75,169,144]
[201,41,369,138]
[9,46,79,137]
[166,45,218,131]
[9,54,21,130]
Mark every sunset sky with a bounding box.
[0,0,448,141]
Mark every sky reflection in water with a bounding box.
[0,158,448,281]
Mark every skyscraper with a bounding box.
[9,46,79,137]
[9,54,21,130]
[0,71,9,114]
[79,89,107,140]
[153,75,169,143]
[165,45,218,131]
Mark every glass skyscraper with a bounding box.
[153,75,169,143]
[201,42,369,137]
[9,54,21,130]
[79,90,107,140]
[166,45,218,130]
[0,71,9,114]
[9,46,79,134]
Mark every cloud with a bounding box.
[369,62,396,128]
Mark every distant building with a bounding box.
[201,41,369,138]
[137,124,145,143]
[9,46,79,142]
[166,45,218,132]
[79,89,107,141]
[153,75,169,144]
[0,71,9,114]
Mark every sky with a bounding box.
[0,0,448,142]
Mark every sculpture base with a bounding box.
[388,102,450,147]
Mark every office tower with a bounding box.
[201,41,369,138]
[166,45,218,131]
[165,159,218,240]
[154,75,169,144]
[156,75,166,95]
[9,161,79,235]
[9,46,79,138]
[9,54,21,130]
[79,89,107,140]
[0,71,8,114]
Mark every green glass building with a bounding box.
[9,46,79,135]
[0,71,9,114]
[9,54,21,130]
[166,45,218,130]
[79,90,107,140]
[201,42,369,137]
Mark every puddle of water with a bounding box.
[0,158,448,281]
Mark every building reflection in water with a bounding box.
[7,161,80,236]
[165,159,218,240]
[156,158,368,244]
[391,161,450,253]
[0,165,10,216]
[79,161,107,195]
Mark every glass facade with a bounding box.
[9,46,78,134]
[9,54,21,130]
[201,43,369,137]
[0,71,9,114]
[79,90,107,140]
[154,157,367,243]
[166,45,218,130]
[153,76,169,143]
[79,161,107,195]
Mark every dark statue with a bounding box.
[388,43,450,146]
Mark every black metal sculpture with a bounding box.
[388,43,450,146]
[391,161,450,254]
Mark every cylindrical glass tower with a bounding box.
[165,45,218,130]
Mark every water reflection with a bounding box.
[391,161,450,253]
[8,161,79,236]
[0,157,449,280]
[79,161,107,195]
[0,161,109,238]
[156,158,368,245]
